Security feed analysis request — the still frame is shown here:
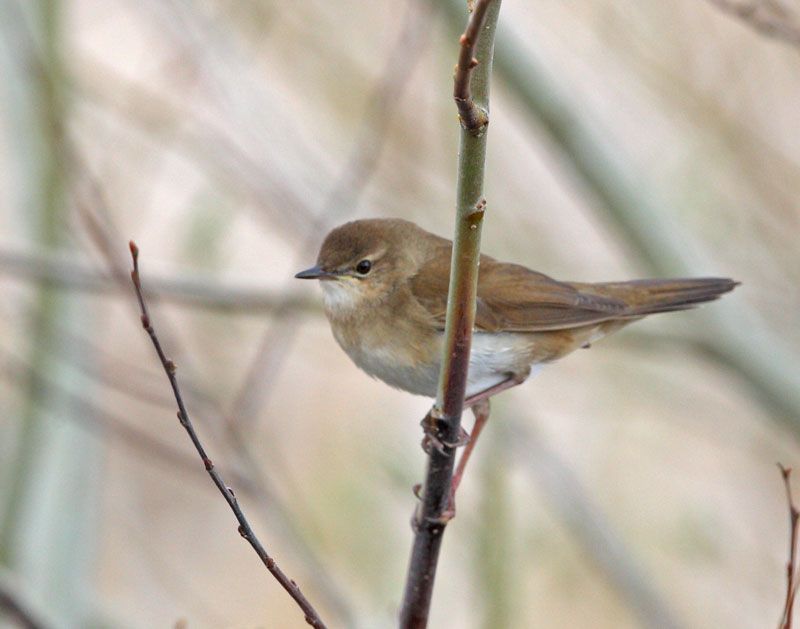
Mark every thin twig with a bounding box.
[779,464,799,629]
[128,242,328,629]
[399,2,502,627]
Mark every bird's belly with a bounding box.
[343,341,442,397]
[465,332,540,398]
[338,329,542,400]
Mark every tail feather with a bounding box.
[580,277,739,316]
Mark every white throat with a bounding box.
[320,280,364,315]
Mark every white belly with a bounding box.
[466,332,541,398]
[338,328,540,400]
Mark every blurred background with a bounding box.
[1,0,799,627]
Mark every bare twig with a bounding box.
[779,464,799,629]
[399,2,502,627]
[128,242,327,629]
[704,0,800,49]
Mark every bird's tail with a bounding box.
[580,277,739,316]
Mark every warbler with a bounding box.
[296,218,738,407]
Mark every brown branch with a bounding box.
[780,464,800,629]
[453,0,493,130]
[128,242,328,629]
[399,2,501,627]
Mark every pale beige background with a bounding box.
[1,1,798,628]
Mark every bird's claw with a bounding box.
[420,426,470,455]
[420,409,470,454]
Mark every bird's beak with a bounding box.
[294,265,337,280]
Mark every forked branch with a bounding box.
[128,242,327,629]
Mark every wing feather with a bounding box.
[408,248,628,332]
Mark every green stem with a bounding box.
[399,2,502,627]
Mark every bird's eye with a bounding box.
[355,260,372,275]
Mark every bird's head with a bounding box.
[295,218,429,315]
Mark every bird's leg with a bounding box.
[463,373,526,408]
[443,374,526,517]
[444,399,491,516]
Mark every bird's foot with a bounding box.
[420,410,470,455]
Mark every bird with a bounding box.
[295,218,738,499]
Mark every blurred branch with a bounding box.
[621,328,798,425]
[507,420,685,629]
[0,245,318,314]
[227,0,432,433]
[128,243,328,629]
[0,569,51,629]
[0,348,256,493]
[74,16,319,239]
[779,464,799,629]
[400,2,501,627]
[704,0,800,49]
[464,6,800,430]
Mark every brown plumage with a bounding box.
[296,218,738,400]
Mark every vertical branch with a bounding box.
[399,2,502,627]
[779,464,799,629]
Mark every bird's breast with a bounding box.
[328,315,442,397]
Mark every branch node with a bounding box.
[467,199,487,229]
[453,0,495,131]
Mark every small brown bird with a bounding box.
[296,218,738,406]
[297,218,737,499]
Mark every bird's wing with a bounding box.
[409,249,628,332]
